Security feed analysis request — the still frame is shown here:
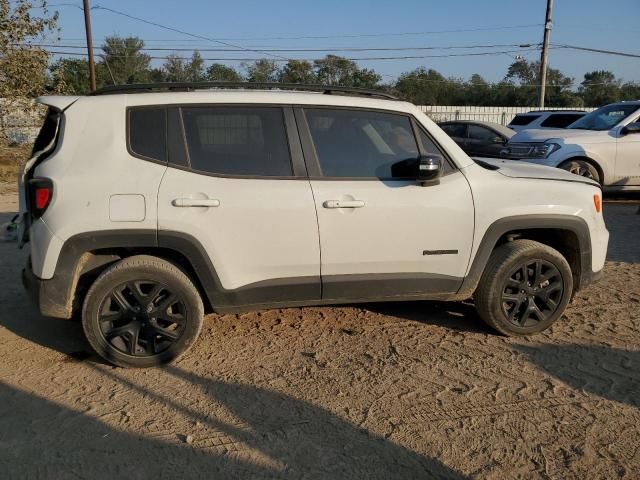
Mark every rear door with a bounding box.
[157,105,321,308]
[298,107,474,300]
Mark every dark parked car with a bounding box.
[439,120,515,158]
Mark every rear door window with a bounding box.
[540,113,584,128]
[181,107,292,176]
[305,108,420,178]
[508,114,540,126]
[441,123,467,139]
[468,125,498,141]
[129,108,167,162]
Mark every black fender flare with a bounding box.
[455,214,593,299]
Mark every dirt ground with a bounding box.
[0,185,638,480]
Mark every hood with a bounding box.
[472,157,599,187]
[510,127,605,143]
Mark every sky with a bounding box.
[40,0,640,85]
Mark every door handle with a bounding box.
[323,200,365,209]
[172,198,220,208]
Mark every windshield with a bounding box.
[568,104,640,131]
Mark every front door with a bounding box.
[466,124,504,158]
[297,107,474,300]
[157,106,321,308]
[615,115,640,186]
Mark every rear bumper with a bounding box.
[22,257,72,319]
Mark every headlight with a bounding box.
[501,142,561,159]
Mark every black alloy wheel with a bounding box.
[82,255,204,368]
[99,280,186,356]
[500,259,564,328]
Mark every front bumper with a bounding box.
[579,267,604,290]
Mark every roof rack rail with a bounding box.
[90,82,398,100]
[526,109,586,113]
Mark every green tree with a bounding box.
[394,68,459,105]
[245,59,280,82]
[314,55,380,87]
[579,70,621,106]
[49,58,90,94]
[620,81,640,101]
[504,60,579,107]
[185,51,205,82]
[206,63,242,82]
[0,0,58,140]
[100,36,151,85]
[463,74,492,105]
[162,54,186,82]
[279,60,316,84]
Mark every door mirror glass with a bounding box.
[417,154,442,184]
[621,122,640,135]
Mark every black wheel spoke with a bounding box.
[501,258,564,328]
[149,324,180,341]
[105,323,134,340]
[128,324,141,355]
[98,280,186,358]
[112,289,134,312]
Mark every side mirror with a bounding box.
[621,122,640,135]
[417,154,442,185]
[493,136,506,144]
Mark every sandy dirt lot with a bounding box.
[0,186,638,479]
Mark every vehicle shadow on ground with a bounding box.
[516,343,640,408]
[0,368,466,479]
[361,300,491,334]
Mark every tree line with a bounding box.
[48,36,640,108]
[2,0,639,113]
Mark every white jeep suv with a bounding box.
[20,83,609,368]
[501,101,640,190]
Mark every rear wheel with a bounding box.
[559,159,600,184]
[82,255,204,368]
[475,240,573,336]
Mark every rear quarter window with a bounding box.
[128,108,167,162]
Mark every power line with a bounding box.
[34,3,545,40]
[137,24,545,41]
[20,42,537,53]
[554,43,640,59]
[41,47,543,62]
[90,5,288,60]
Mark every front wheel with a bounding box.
[559,159,600,184]
[82,255,204,368]
[475,240,573,336]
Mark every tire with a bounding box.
[475,240,573,336]
[559,159,600,184]
[82,255,204,368]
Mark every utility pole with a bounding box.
[538,0,554,108]
[83,0,97,92]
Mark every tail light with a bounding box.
[28,178,54,218]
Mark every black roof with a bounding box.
[90,82,398,100]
